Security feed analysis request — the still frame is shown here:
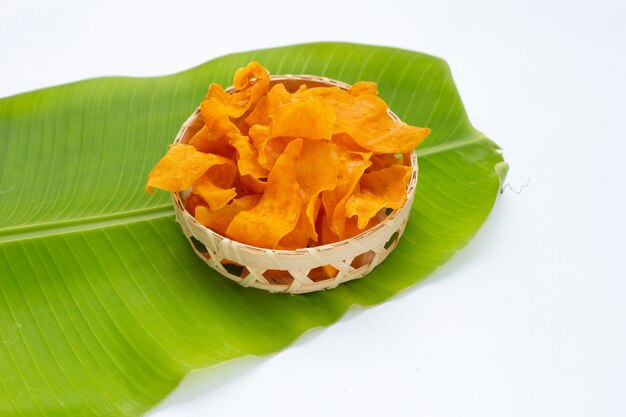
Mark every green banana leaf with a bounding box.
[0,42,506,416]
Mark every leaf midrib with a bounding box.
[0,206,174,243]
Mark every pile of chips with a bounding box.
[146,62,430,250]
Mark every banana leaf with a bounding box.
[0,42,507,416]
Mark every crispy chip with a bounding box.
[146,144,222,193]
[147,62,428,251]
[332,133,373,161]
[344,216,380,239]
[277,214,311,250]
[346,165,412,228]
[239,174,267,194]
[245,83,291,126]
[229,134,268,179]
[233,61,270,111]
[226,139,303,248]
[278,140,339,247]
[195,195,262,236]
[263,136,295,171]
[192,156,237,210]
[184,192,208,216]
[188,126,234,157]
[368,153,403,172]
[248,125,272,169]
[348,81,378,96]
[270,97,335,140]
[295,86,429,153]
[321,150,372,239]
[318,211,339,245]
[200,99,240,140]
[297,141,339,240]
[206,62,270,118]
[248,126,295,172]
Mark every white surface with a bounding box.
[3,0,626,416]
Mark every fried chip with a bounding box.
[248,125,272,169]
[184,192,208,216]
[245,83,291,127]
[239,174,267,195]
[297,141,339,240]
[206,62,270,118]
[368,153,403,172]
[263,136,295,172]
[146,144,222,193]
[248,126,295,172]
[226,139,303,248]
[270,97,335,140]
[321,150,372,239]
[348,81,378,96]
[318,211,339,245]
[188,126,235,158]
[295,86,429,153]
[277,140,339,247]
[232,61,270,113]
[192,156,238,210]
[195,195,262,236]
[344,216,380,239]
[200,99,240,140]
[229,134,268,179]
[346,165,412,228]
[277,214,311,250]
[332,133,373,161]
[147,62,428,251]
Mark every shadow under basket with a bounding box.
[171,74,418,294]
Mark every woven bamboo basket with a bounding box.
[171,74,418,294]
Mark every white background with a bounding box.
[2,0,626,416]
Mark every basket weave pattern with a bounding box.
[171,75,418,294]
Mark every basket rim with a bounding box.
[171,73,418,256]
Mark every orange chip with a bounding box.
[346,165,412,228]
[248,125,272,169]
[277,214,311,250]
[318,211,339,245]
[192,156,238,210]
[349,81,378,96]
[248,126,295,172]
[321,150,372,239]
[344,216,380,239]
[188,126,234,158]
[332,133,373,161]
[226,139,303,248]
[205,82,231,103]
[355,123,430,154]
[200,99,240,140]
[244,95,270,127]
[147,62,428,251]
[206,62,270,118]
[195,194,262,236]
[229,134,269,179]
[368,153,403,172]
[146,144,221,193]
[238,174,267,194]
[184,192,208,216]
[263,136,295,172]
[297,141,339,240]
[270,97,335,140]
[245,83,291,127]
[295,86,430,153]
[233,61,270,113]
